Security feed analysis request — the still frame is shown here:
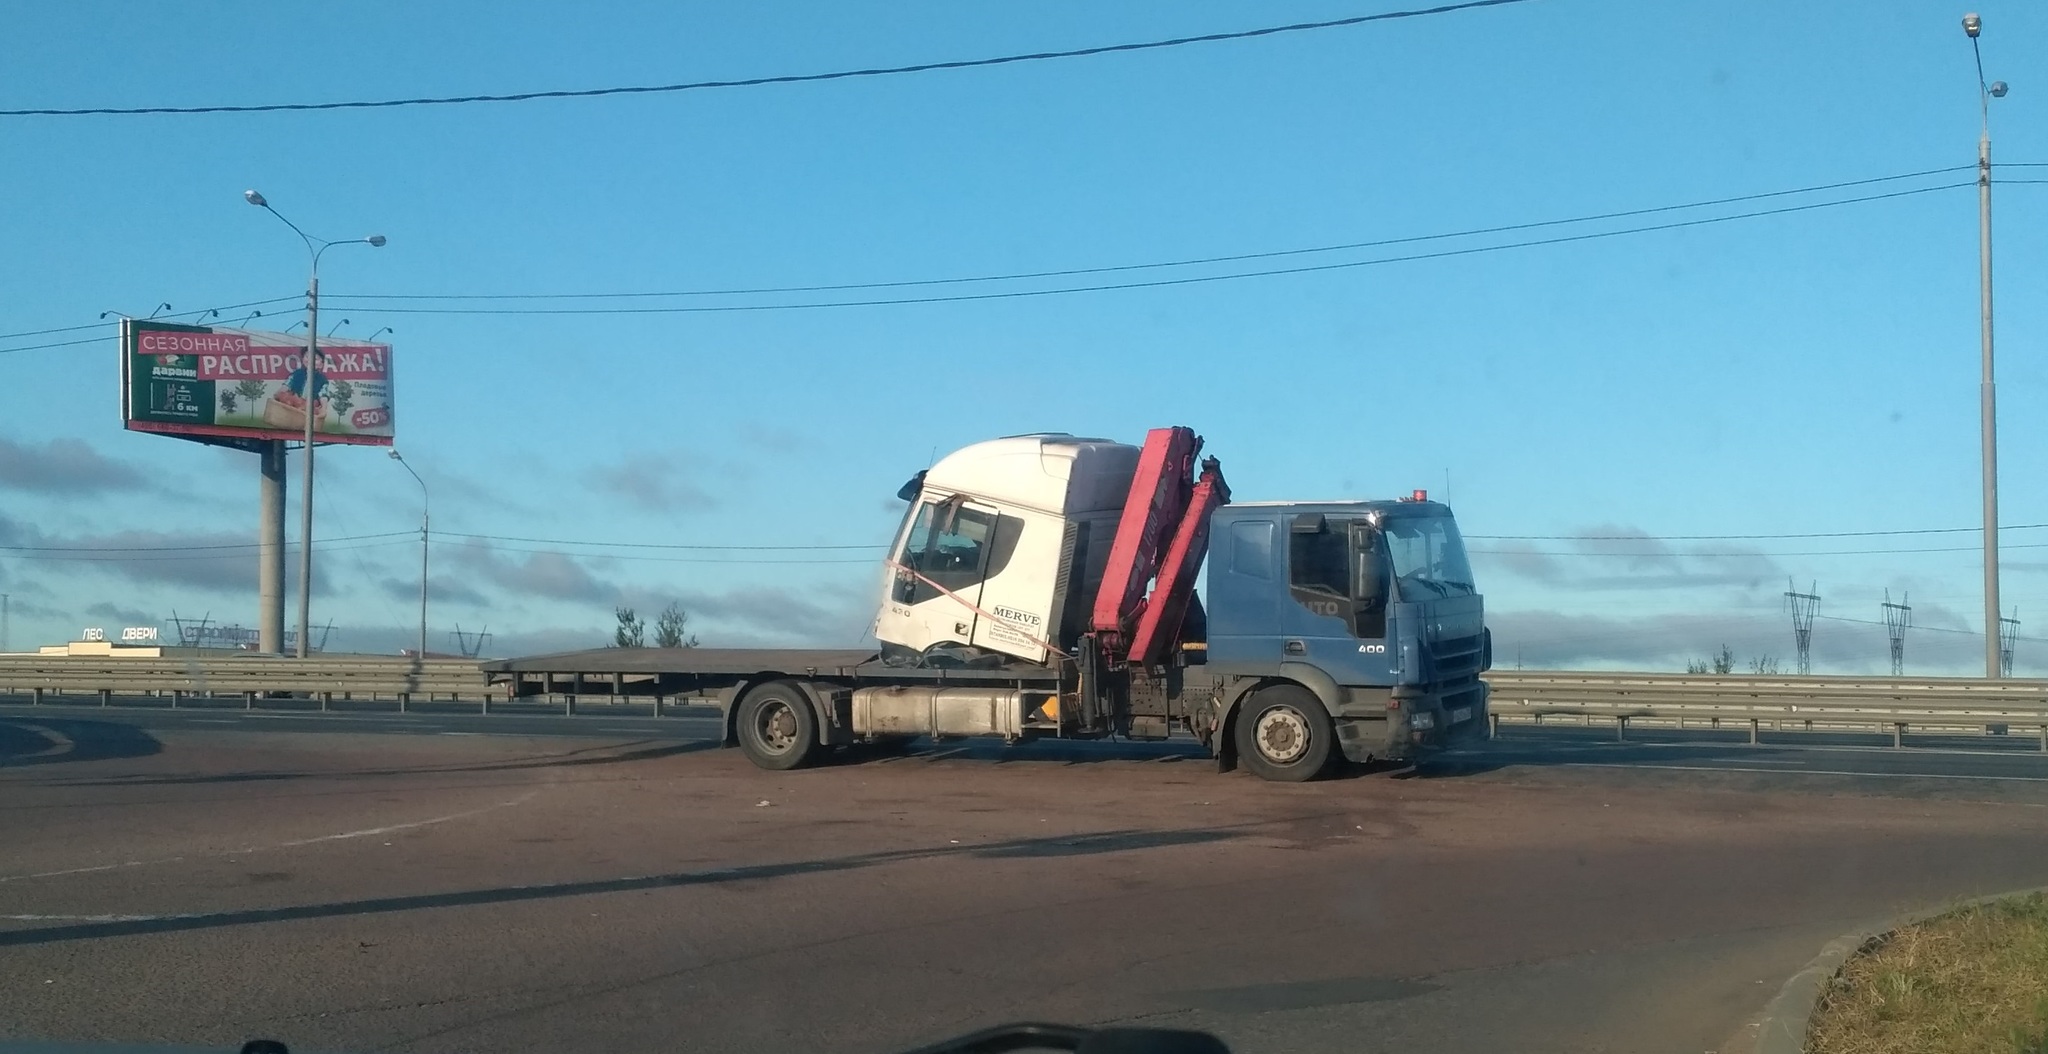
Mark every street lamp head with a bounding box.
[388,449,403,461]
[1963,13,1981,37]
[1990,80,2008,98]
[366,234,387,248]
[244,189,268,207]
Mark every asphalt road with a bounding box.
[6,706,2048,1054]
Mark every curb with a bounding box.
[1748,884,2048,1054]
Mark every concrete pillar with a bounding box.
[258,440,288,654]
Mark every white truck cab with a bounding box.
[875,433,1140,665]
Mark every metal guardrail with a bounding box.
[6,658,2048,748]
[1484,671,2048,749]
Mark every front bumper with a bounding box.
[1341,679,1488,763]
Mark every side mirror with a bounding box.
[1350,523,1383,604]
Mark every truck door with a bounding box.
[1280,514,1393,685]
[885,496,1002,656]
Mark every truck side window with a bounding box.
[894,500,996,604]
[892,503,938,604]
[1289,525,1349,598]
[1230,520,1273,580]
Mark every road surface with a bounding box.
[5,705,2048,1054]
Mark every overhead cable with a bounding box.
[0,1,1535,118]
[329,183,1974,316]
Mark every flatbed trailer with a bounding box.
[483,647,1059,700]
[480,645,1214,767]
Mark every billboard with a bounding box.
[121,320,394,446]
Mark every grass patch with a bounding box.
[1808,892,2048,1054]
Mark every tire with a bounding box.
[1233,684,1336,782]
[735,682,821,771]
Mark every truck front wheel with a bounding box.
[735,682,821,771]
[1234,685,1335,782]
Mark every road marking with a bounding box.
[0,790,538,884]
[0,913,172,923]
[5,723,74,761]
[1482,737,2048,762]
[1565,761,2048,783]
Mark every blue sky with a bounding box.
[1,0,2043,672]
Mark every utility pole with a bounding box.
[1964,13,2008,677]
[1785,579,1819,676]
[389,449,429,659]
[1,593,10,654]
[244,190,384,658]
[2000,609,2020,678]
[1882,590,1912,677]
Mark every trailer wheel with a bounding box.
[735,682,820,771]
[1234,684,1335,782]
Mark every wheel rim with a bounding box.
[754,699,799,754]
[1253,706,1311,764]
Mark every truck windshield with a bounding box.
[1383,514,1475,597]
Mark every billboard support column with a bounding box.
[258,440,287,655]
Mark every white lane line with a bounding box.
[0,790,538,884]
[270,794,537,848]
[0,913,175,922]
[1485,737,2048,762]
[8,723,75,761]
[1565,761,2048,783]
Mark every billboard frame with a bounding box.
[119,319,395,449]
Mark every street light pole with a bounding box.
[1963,15,2007,678]
[389,450,429,659]
[244,190,385,658]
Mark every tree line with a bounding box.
[612,603,699,648]
[1685,644,1779,675]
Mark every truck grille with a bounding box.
[1430,632,1486,680]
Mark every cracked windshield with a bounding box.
[4,2,2048,1053]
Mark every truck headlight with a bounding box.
[1409,711,1435,730]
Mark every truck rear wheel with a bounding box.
[735,682,820,771]
[1234,685,1335,782]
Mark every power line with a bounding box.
[434,530,882,552]
[0,530,412,554]
[0,335,105,355]
[329,183,1973,317]
[7,521,2041,559]
[0,539,414,563]
[6,164,2030,351]
[1471,542,2048,559]
[474,544,875,566]
[0,296,299,342]
[0,1,1535,118]
[350,166,1978,302]
[1468,522,2048,542]
[1816,613,2048,646]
